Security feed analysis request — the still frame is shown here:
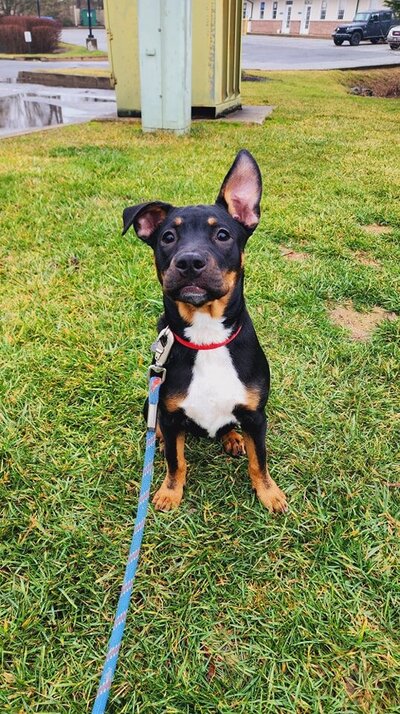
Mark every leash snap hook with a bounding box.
[146,327,174,431]
[151,326,175,367]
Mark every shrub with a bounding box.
[31,23,60,53]
[0,25,26,54]
[0,16,27,27]
[0,16,61,54]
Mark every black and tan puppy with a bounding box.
[123,150,287,514]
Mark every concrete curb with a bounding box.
[17,70,113,90]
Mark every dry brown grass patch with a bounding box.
[279,245,309,261]
[329,301,397,341]
[343,676,373,713]
[362,224,392,236]
[353,250,380,267]
[345,67,400,98]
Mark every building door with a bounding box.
[281,1,293,33]
[300,1,312,34]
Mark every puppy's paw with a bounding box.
[222,430,246,457]
[152,484,183,512]
[256,481,288,514]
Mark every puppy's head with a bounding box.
[123,150,262,311]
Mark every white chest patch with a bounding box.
[180,313,246,437]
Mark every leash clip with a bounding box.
[151,326,175,367]
[147,327,174,430]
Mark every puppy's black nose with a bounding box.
[175,252,207,276]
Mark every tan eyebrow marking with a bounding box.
[173,217,183,226]
[207,216,217,226]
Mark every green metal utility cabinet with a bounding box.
[104,0,242,118]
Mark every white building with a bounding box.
[243,0,388,37]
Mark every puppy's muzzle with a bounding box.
[164,250,226,306]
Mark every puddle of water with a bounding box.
[0,93,63,131]
[0,90,116,136]
[81,95,115,104]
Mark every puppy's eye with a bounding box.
[216,229,230,242]
[161,231,176,245]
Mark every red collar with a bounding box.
[172,324,242,351]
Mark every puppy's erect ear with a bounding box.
[216,150,262,232]
[122,201,173,246]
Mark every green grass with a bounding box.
[0,70,399,713]
[0,42,107,60]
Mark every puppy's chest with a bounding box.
[181,348,245,437]
[177,316,246,437]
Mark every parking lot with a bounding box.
[242,33,400,70]
[58,28,400,71]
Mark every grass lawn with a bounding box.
[0,42,107,60]
[0,70,399,713]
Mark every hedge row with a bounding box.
[0,16,61,54]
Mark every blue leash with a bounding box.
[91,328,174,714]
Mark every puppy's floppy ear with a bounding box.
[122,201,173,246]
[216,150,262,233]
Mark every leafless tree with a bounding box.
[0,0,36,15]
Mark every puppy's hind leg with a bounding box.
[240,411,287,514]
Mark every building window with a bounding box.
[260,1,266,19]
[272,1,278,19]
[337,0,346,19]
[320,0,327,19]
[243,1,247,18]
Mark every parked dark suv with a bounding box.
[332,10,397,45]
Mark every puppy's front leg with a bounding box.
[152,425,186,511]
[241,411,287,514]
